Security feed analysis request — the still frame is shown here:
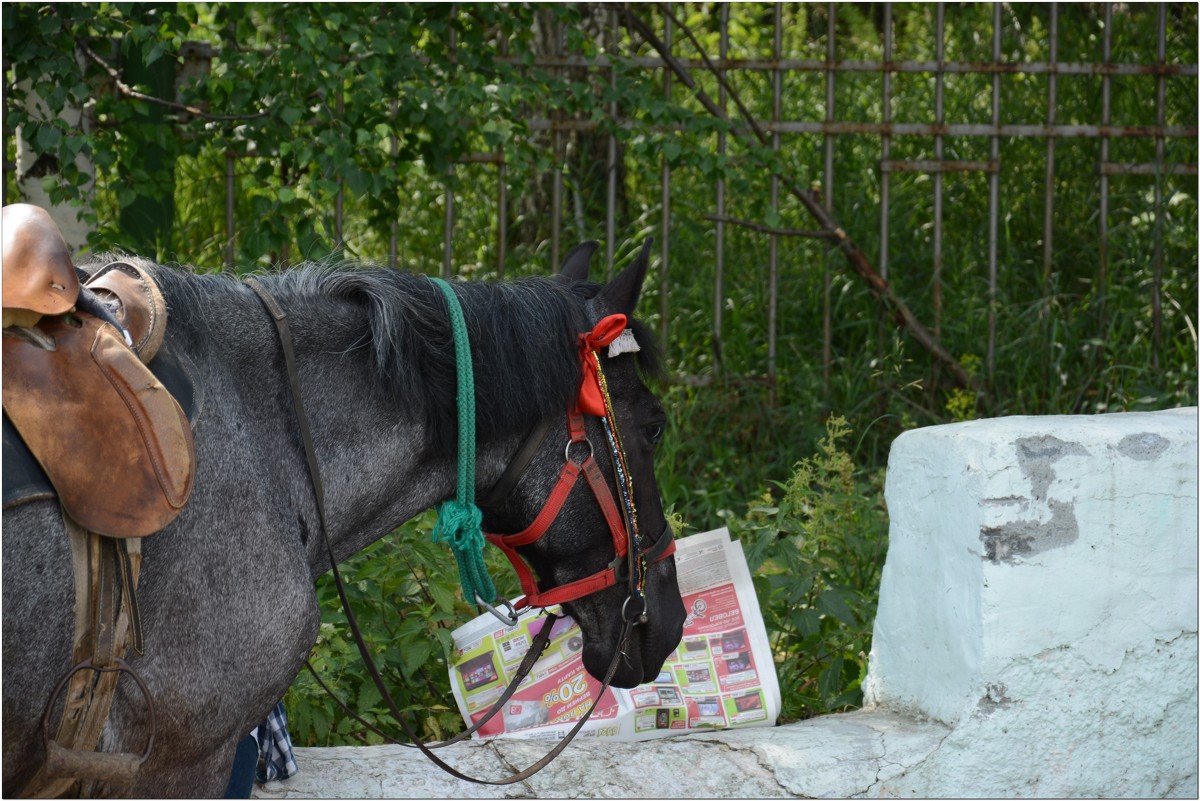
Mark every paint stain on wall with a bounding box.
[979,435,1086,564]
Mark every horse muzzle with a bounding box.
[576,555,686,688]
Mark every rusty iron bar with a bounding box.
[497,152,507,279]
[500,53,1198,78]
[877,2,894,401]
[443,7,457,279]
[1098,3,1112,331]
[442,170,454,279]
[606,5,618,279]
[767,121,1198,137]
[660,3,672,350]
[224,150,235,271]
[987,2,1001,384]
[1100,162,1200,176]
[524,117,1197,139]
[389,99,399,270]
[497,28,509,279]
[551,19,563,271]
[453,151,1195,179]
[933,3,944,347]
[882,159,999,173]
[454,152,505,164]
[1153,2,1167,370]
[713,4,728,373]
[1043,3,1059,299]
[625,3,984,396]
[768,2,782,388]
[182,35,1198,76]
[823,3,836,387]
[334,87,345,250]
[880,3,893,284]
[279,160,291,267]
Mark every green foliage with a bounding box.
[4,3,616,268]
[732,416,888,720]
[285,509,520,746]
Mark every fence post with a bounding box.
[822,3,837,388]
[660,4,673,350]
[225,150,235,272]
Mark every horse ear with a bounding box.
[558,241,600,282]
[600,238,653,316]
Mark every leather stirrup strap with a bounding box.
[21,513,152,798]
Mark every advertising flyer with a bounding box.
[447,527,780,741]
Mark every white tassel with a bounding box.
[607,328,640,358]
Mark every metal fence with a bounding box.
[208,2,1196,390]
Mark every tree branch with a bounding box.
[75,36,268,123]
[705,215,835,240]
[623,4,985,399]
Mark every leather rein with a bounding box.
[246,278,675,784]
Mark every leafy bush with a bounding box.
[731,416,889,721]
[284,509,519,746]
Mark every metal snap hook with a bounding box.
[476,594,521,627]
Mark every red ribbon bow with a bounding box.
[576,314,627,417]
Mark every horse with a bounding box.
[2,240,686,797]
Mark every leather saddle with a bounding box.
[2,208,196,538]
[3,205,200,793]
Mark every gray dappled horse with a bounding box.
[3,242,685,796]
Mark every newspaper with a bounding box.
[447,527,780,741]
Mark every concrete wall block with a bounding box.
[864,408,1198,796]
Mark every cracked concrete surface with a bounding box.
[254,710,950,799]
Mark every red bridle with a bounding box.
[484,314,676,619]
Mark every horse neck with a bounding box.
[239,282,526,574]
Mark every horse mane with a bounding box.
[124,258,662,452]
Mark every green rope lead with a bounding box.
[428,277,498,607]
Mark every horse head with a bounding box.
[480,241,685,689]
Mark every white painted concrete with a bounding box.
[863,407,1198,797]
[256,408,1198,798]
[254,710,951,799]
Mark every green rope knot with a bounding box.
[429,277,498,607]
[434,500,496,605]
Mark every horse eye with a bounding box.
[646,422,665,444]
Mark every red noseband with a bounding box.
[484,315,676,616]
[485,409,676,611]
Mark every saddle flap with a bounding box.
[2,315,195,537]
